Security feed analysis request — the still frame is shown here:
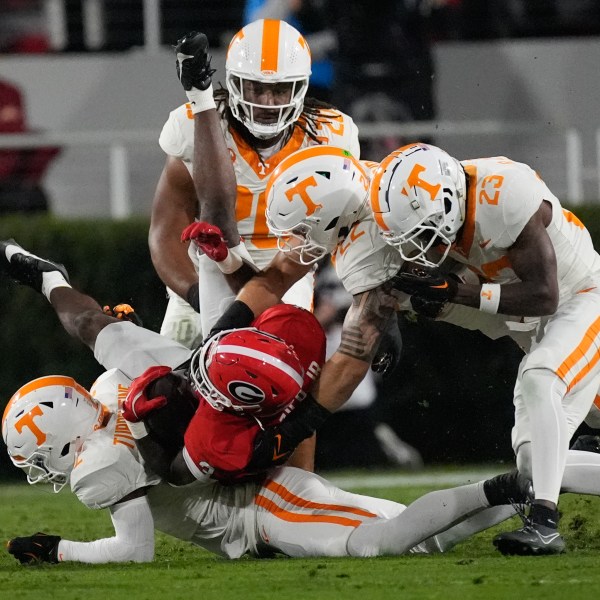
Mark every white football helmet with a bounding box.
[265,146,370,265]
[226,19,311,139]
[370,143,467,267]
[2,375,104,492]
[189,328,305,418]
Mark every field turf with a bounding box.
[2,467,600,600]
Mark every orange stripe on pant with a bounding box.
[263,479,378,518]
[255,494,364,527]
[556,316,600,391]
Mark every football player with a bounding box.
[1,237,530,564]
[150,20,360,348]
[0,239,329,487]
[190,142,600,556]
[369,142,600,555]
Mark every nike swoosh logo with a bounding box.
[431,282,449,289]
[536,532,561,545]
[479,239,492,248]
[272,434,289,461]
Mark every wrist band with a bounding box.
[217,244,244,274]
[125,420,148,439]
[186,84,216,114]
[479,283,501,314]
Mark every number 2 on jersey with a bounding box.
[479,175,504,205]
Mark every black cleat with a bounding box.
[174,31,216,92]
[493,521,565,556]
[0,239,69,292]
[483,469,533,507]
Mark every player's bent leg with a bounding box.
[520,367,568,504]
[347,482,491,557]
[348,471,531,557]
[254,466,405,558]
[95,321,191,377]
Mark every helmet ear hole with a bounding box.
[60,442,71,457]
[324,217,339,231]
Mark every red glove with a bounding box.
[123,365,173,422]
[181,222,228,262]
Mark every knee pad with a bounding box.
[520,367,566,403]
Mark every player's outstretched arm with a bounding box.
[313,285,398,412]
[175,32,239,246]
[7,491,155,564]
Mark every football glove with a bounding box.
[174,31,215,92]
[181,222,228,262]
[409,295,447,319]
[7,532,61,565]
[123,365,173,423]
[371,315,402,378]
[392,264,459,302]
[103,303,143,327]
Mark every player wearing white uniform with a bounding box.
[150,20,359,348]
[1,239,528,565]
[370,142,600,555]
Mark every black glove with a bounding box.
[7,532,61,565]
[371,315,402,377]
[409,295,447,319]
[570,434,600,453]
[174,31,216,91]
[392,263,459,302]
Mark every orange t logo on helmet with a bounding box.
[403,164,441,201]
[15,405,47,445]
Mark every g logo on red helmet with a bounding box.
[227,381,266,405]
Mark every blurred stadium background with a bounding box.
[1,0,600,478]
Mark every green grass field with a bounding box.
[2,468,600,600]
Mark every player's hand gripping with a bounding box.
[392,264,459,302]
[7,532,61,565]
[175,31,215,92]
[181,222,229,262]
[123,365,173,423]
[102,303,143,327]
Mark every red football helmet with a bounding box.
[189,328,305,418]
[252,304,325,390]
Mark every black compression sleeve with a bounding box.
[247,395,332,471]
[208,300,255,337]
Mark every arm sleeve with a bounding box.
[56,497,155,563]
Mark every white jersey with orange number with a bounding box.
[427,157,600,450]
[69,368,161,509]
[331,160,405,296]
[159,103,360,266]
[448,157,600,298]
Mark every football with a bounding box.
[143,372,199,457]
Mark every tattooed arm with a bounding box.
[312,283,398,412]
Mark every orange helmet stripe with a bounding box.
[226,29,245,61]
[369,151,401,231]
[261,19,281,73]
[3,375,91,423]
